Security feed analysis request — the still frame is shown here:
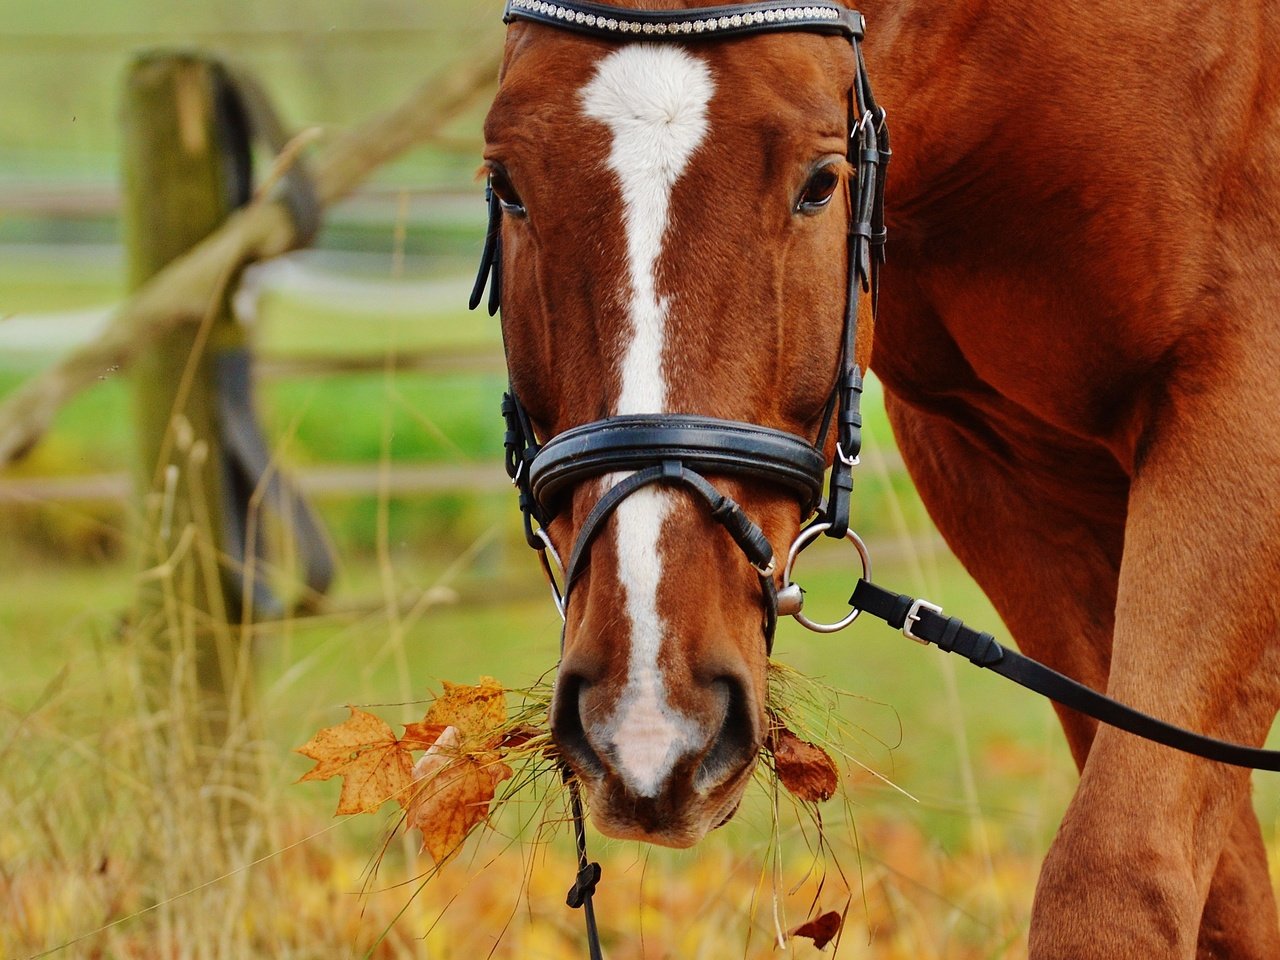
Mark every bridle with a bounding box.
[472,0,890,655]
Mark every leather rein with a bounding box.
[470,1,1280,954]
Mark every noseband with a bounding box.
[472,0,890,653]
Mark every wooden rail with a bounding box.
[0,451,906,505]
[0,41,502,468]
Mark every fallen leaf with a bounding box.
[406,726,513,864]
[767,720,839,802]
[422,677,507,748]
[296,707,414,815]
[790,910,843,949]
[400,720,448,751]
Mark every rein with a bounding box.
[849,580,1280,772]
[470,0,1280,953]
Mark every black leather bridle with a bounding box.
[472,0,890,656]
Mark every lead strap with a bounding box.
[563,771,604,960]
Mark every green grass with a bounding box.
[0,528,1060,844]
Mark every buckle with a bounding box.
[902,598,941,644]
[835,442,860,468]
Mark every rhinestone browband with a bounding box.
[503,0,864,41]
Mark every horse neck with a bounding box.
[857,0,1028,213]
[860,0,1259,212]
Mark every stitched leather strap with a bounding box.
[561,460,779,648]
[563,772,604,960]
[530,414,826,517]
[850,580,1280,771]
[469,180,503,317]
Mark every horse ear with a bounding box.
[854,292,875,371]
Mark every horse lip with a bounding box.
[715,799,742,829]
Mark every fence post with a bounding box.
[121,51,330,838]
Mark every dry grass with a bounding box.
[0,579,1046,960]
[7,397,1277,960]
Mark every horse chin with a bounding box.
[576,754,758,849]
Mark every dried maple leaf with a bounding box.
[400,720,448,751]
[790,910,843,949]
[296,706,414,815]
[406,726,513,864]
[767,719,839,802]
[422,677,508,748]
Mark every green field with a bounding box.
[0,0,497,187]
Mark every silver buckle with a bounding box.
[902,598,941,645]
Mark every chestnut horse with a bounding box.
[479,0,1280,955]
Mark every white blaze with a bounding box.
[580,46,714,796]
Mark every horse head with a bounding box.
[479,0,875,847]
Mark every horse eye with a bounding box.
[797,165,841,212]
[489,169,526,217]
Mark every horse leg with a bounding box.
[1023,342,1280,958]
[1196,790,1277,959]
[882,390,1280,958]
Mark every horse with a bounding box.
[476,0,1280,955]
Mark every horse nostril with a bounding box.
[695,676,759,792]
[550,674,606,779]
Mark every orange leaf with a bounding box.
[422,677,507,748]
[400,721,448,751]
[790,910,843,949]
[405,726,513,864]
[295,707,414,815]
[768,721,839,802]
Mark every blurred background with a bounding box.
[3,2,1269,958]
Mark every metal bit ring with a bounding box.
[780,521,872,633]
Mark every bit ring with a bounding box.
[780,522,872,633]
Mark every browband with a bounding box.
[504,0,864,40]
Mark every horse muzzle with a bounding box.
[551,656,764,847]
